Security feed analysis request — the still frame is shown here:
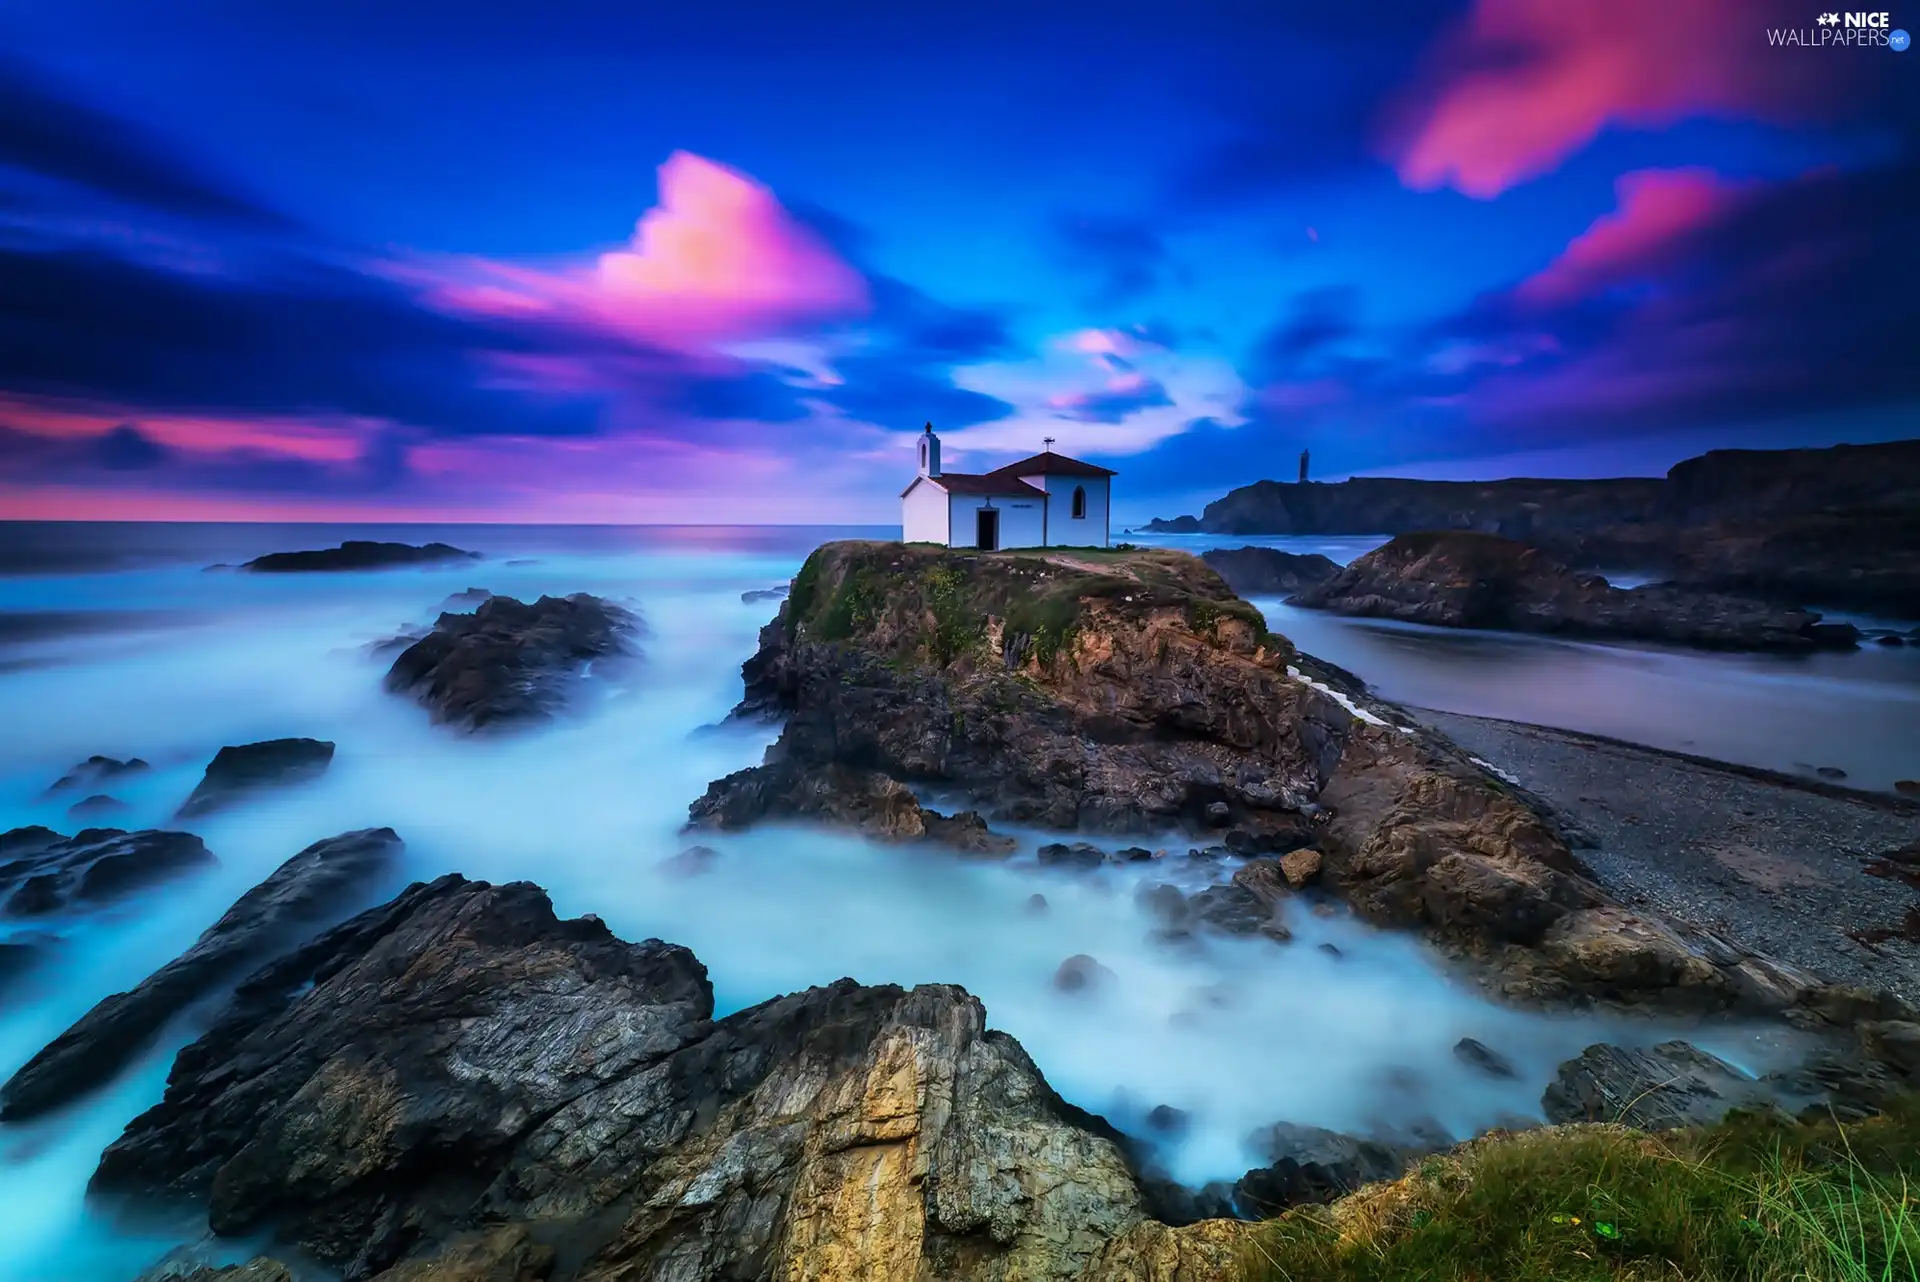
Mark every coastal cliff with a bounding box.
[1288,532,1860,652]
[1146,440,1920,616]
[691,541,1876,1015]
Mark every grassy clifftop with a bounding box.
[784,540,1288,669]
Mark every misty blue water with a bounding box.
[0,521,1908,1281]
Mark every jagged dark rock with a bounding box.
[1454,1037,1519,1079]
[0,828,402,1122]
[176,738,335,819]
[1233,1121,1422,1215]
[1541,1041,1766,1130]
[44,754,148,796]
[1289,532,1858,652]
[238,541,479,573]
[1039,840,1108,869]
[91,877,1155,1281]
[1,826,214,916]
[1200,546,1342,597]
[383,592,641,729]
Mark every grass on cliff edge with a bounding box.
[1239,1101,1920,1282]
[786,540,1282,665]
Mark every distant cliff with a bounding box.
[1145,440,1920,616]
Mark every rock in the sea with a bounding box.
[691,761,1017,854]
[239,541,479,572]
[384,592,640,729]
[176,738,335,819]
[741,585,789,603]
[1,826,215,916]
[67,793,129,819]
[1453,1037,1518,1079]
[436,586,493,612]
[659,844,718,878]
[92,877,1152,1282]
[1289,531,1860,652]
[1188,883,1290,942]
[1541,1041,1763,1131]
[1039,840,1108,869]
[44,754,148,796]
[1054,952,1117,993]
[1200,546,1342,597]
[1895,780,1919,797]
[0,828,401,1122]
[1233,1121,1417,1214]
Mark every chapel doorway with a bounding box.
[975,508,1000,551]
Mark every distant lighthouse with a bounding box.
[1298,448,1310,485]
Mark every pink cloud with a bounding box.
[1389,0,1787,197]
[1518,168,1739,303]
[416,151,871,352]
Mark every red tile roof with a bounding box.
[988,451,1116,478]
[918,472,1048,498]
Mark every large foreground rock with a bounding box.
[93,877,1153,1281]
[694,542,1832,1014]
[384,592,640,729]
[176,739,336,819]
[0,828,402,1121]
[1289,531,1858,651]
[1,825,214,916]
[239,541,479,572]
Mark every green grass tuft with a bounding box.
[1239,1101,1920,1282]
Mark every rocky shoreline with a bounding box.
[1285,532,1860,652]
[3,542,1916,1282]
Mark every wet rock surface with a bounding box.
[1233,1121,1428,1216]
[93,877,1155,1282]
[1542,1041,1765,1130]
[1199,546,1341,597]
[1289,531,1858,651]
[238,541,479,573]
[1,826,215,917]
[0,828,403,1122]
[176,739,336,819]
[383,592,640,730]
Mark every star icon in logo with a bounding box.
[1817,11,1840,23]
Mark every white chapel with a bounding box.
[900,423,1116,550]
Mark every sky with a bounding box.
[0,0,1915,524]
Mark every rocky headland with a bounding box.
[237,541,480,573]
[1147,439,1920,617]
[1287,531,1859,652]
[690,541,1889,1019]
[382,592,641,729]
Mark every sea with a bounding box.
[0,521,1915,1281]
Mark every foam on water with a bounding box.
[0,538,1801,1279]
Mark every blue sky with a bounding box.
[0,0,1915,522]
